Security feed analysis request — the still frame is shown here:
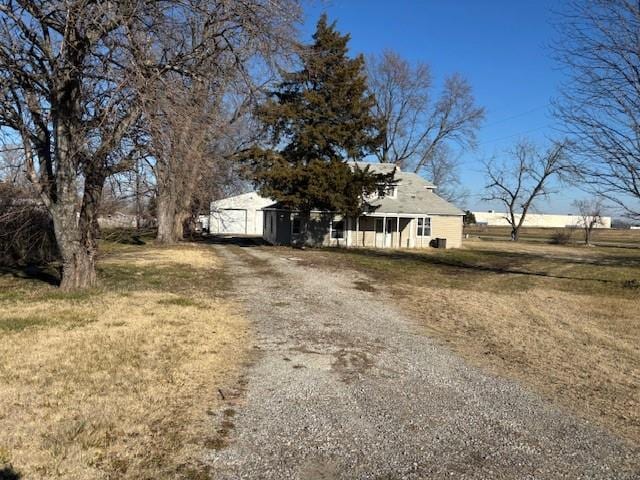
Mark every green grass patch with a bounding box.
[157,297,206,308]
[0,311,94,333]
[0,316,49,332]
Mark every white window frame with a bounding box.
[367,183,398,200]
[417,217,431,237]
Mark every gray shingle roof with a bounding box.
[263,161,463,216]
[350,161,462,216]
[350,160,398,175]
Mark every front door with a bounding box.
[386,218,397,248]
[375,218,384,248]
[374,218,397,248]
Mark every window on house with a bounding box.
[292,217,301,235]
[375,184,397,198]
[417,217,431,236]
[331,220,344,239]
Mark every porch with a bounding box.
[336,214,433,249]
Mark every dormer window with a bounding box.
[373,184,397,199]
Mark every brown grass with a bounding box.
[292,240,640,445]
[0,244,248,479]
[465,224,640,246]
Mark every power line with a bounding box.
[477,125,550,147]
[482,104,550,128]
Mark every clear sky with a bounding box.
[301,0,581,213]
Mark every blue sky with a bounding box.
[302,0,581,213]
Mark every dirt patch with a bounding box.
[0,245,249,479]
[332,349,375,382]
[353,280,376,292]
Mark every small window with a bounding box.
[292,217,301,235]
[417,217,431,237]
[375,184,397,198]
[331,220,344,239]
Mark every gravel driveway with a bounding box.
[208,241,639,479]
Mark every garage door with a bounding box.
[216,209,247,234]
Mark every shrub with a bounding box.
[0,183,58,267]
[550,229,573,245]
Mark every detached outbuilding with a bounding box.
[263,162,464,249]
[209,192,273,235]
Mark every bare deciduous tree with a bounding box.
[0,0,300,287]
[483,139,572,241]
[367,50,484,201]
[554,0,640,218]
[133,0,300,244]
[573,197,605,246]
[143,80,220,243]
[0,1,149,289]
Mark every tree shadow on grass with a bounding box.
[330,247,636,286]
[0,465,21,480]
[0,264,60,286]
[200,235,267,248]
[101,227,155,245]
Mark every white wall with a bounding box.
[210,192,274,235]
[473,211,612,229]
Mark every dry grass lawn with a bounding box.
[465,224,640,247]
[294,240,640,446]
[0,241,248,479]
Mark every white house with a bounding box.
[209,192,273,235]
[263,162,464,249]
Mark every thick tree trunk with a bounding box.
[51,206,98,291]
[59,246,97,291]
[156,191,185,244]
[49,161,104,291]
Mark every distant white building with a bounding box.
[472,210,612,229]
[209,192,274,235]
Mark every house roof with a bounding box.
[365,170,463,216]
[211,191,274,210]
[349,161,437,189]
[263,162,463,216]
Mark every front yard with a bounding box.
[0,239,248,479]
[290,239,640,446]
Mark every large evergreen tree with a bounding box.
[248,14,387,215]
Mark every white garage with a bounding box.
[209,192,274,235]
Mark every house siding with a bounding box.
[210,192,273,235]
[293,212,333,247]
[344,215,462,249]
[430,215,463,248]
[263,211,463,249]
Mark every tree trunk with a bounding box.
[59,245,97,291]
[49,161,104,291]
[156,191,185,244]
[51,205,98,291]
[511,226,520,241]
